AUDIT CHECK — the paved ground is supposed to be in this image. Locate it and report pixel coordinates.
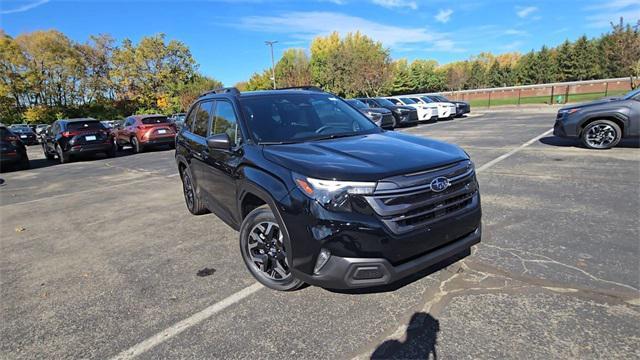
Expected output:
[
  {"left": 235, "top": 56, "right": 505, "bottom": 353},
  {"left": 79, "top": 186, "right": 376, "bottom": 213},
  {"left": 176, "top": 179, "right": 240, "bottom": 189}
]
[{"left": 1, "top": 110, "right": 638, "bottom": 359}]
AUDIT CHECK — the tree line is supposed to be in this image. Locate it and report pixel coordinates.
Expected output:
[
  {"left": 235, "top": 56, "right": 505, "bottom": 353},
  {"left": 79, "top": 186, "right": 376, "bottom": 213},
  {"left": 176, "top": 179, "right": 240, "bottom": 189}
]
[
  {"left": 1, "top": 19, "right": 638, "bottom": 124},
  {"left": 240, "top": 18, "right": 640, "bottom": 97},
  {"left": 0, "top": 30, "right": 221, "bottom": 124}
]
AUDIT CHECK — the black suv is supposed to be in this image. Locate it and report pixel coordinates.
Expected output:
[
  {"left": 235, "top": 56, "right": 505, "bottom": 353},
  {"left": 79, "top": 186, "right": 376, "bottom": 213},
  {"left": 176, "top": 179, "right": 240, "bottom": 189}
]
[
  {"left": 0, "top": 126, "right": 30, "bottom": 171},
  {"left": 554, "top": 89, "right": 640, "bottom": 149},
  {"left": 358, "top": 98, "right": 419, "bottom": 127},
  {"left": 176, "top": 87, "right": 481, "bottom": 291},
  {"left": 42, "top": 118, "right": 116, "bottom": 163}
]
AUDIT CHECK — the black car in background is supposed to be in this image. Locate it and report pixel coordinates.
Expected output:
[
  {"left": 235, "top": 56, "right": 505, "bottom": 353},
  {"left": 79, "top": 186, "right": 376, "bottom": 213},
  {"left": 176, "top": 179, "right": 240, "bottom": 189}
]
[
  {"left": 554, "top": 89, "right": 640, "bottom": 149},
  {"left": 428, "top": 95, "right": 470, "bottom": 117},
  {"left": 169, "top": 113, "right": 187, "bottom": 130},
  {"left": 8, "top": 125, "right": 38, "bottom": 145},
  {"left": 358, "top": 97, "right": 419, "bottom": 127},
  {"left": 0, "top": 126, "right": 29, "bottom": 171},
  {"left": 42, "top": 118, "right": 116, "bottom": 163},
  {"left": 345, "top": 99, "right": 395, "bottom": 129}
]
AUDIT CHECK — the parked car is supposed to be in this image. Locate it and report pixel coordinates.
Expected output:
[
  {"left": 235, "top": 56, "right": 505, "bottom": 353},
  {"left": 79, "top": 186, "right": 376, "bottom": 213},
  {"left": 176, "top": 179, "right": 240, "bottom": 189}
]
[
  {"left": 35, "top": 124, "right": 48, "bottom": 136},
  {"left": 0, "top": 125, "right": 29, "bottom": 171},
  {"left": 554, "top": 88, "right": 640, "bottom": 149},
  {"left": 428, "top": 95, "right": 470, "bottom": 117},
  {"left": 8, "top": 125, "right": 38, "bottom": 145},
  {"left": 358, "top": 97, "right": 419, "bottom": 127},
  {"left": 345, "top": 99, "right": 395, "bottom": 129},
  {"left": 176, "top": 87, "right": 481, "bottom": 291},
  {"left": 386, "top": 97, "right": 438, "bottom": 122},
  {"left": 169, "top": 113, "right": 187, "bottom": 131},
  {"left": 41, "top": 118, "right": 116, "bottom": 163},
  {"left": 113, "top": 114, "right": 176, "bottom": 153},
  {"left": 410, "top": 96, "right": 456, "bottom": 120}
]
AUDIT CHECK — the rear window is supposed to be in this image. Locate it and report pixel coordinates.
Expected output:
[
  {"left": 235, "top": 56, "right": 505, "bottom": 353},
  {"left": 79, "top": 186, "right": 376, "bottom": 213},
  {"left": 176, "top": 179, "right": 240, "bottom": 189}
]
[
  {"left": 66, "top": 121, "right": 105, "bottom": 131},
  {"left": 142, "top": 116, "right": 170, "bottom": 125}
]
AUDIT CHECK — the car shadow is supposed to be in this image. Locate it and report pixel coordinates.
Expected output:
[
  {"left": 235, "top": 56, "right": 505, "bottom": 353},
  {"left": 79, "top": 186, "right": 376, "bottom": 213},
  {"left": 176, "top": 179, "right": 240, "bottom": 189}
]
[
  {"left": 539, "top": 136, "right": 640, "bottom": 149},
  {"left": 370, "top": 312, "right": 440, "bottom": 360},
  {"left": 324, "top": 249, "right": 469, "bottom": 295}
]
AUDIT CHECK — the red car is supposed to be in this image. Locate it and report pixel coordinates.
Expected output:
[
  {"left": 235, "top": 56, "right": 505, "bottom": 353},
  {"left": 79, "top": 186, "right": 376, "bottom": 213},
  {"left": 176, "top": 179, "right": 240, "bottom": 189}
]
[{"left": 114, "top": 115, "right": 176, "bottom": 153}]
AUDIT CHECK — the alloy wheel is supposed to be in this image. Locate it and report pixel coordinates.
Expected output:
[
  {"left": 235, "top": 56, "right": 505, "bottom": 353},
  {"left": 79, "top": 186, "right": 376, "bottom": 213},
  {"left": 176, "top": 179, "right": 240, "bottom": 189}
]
[
  {"left": 585, "top": 124, "right": 616, "bottom": 149},
  {"left": 182, "top": 171, "right": 195, "bottom": 211},
  {"left": 246, "top": 221, "right": 290, "bottom": 280}
]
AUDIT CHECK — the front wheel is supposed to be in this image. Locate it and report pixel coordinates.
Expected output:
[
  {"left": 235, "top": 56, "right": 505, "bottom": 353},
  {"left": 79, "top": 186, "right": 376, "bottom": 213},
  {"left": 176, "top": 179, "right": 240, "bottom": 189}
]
[
  {"left": 240, "top": 206, "right": 305, "bottom": 291},
  {"left": 581, "top": 120, "right": 621, "bottom": 150}
]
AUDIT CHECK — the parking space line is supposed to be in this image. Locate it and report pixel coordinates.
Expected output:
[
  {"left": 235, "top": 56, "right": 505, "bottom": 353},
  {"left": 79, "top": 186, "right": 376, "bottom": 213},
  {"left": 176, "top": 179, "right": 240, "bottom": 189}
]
[
  {"left": 109, "top": 283, "right": 264, "bottom": 360},
  {"left": 475, "top": 128, "right": 553, "bottom": 173}
]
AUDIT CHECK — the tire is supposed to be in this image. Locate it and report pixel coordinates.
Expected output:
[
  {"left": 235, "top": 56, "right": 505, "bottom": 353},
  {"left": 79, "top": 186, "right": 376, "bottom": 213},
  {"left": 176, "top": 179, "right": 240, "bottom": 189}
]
[
  {"left": 131, "top": 136, "right": 143, "bottom": 153},
  {"left": 114, "top": 139, "right": 123, "bottom": 151},
  {"left": 106, "top": 141, "right": 117, "bottom": 158},
  {"left": 239, "top": 205, "right": 305, "bottom": 291},
  {"left": 180, "top": 166, "right": 208, "bottom": 215},
  {"left": 18, "top": 153, "right": 30, "bottom": 170},
  {"left": 56, "top": 144, "right": 70, "bottom": 164},
  {"left": 581, "top": 120, "right": 622, "bottom": 150},
  {"left": 43, "top": 144, "right": 55, "bottom": 160}
]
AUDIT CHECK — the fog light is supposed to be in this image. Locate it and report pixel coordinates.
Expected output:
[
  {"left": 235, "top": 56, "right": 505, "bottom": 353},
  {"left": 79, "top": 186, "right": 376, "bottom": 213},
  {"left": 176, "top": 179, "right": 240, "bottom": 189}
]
[{"left": 314, "top": 249, "right": 331, "bottom": 274}]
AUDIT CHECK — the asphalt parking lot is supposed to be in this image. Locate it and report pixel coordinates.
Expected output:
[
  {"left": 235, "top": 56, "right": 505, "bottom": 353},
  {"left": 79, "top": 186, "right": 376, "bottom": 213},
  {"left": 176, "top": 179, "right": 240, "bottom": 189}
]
[{"left": 1, "top": 109, "right": 639, "bottom": 359}]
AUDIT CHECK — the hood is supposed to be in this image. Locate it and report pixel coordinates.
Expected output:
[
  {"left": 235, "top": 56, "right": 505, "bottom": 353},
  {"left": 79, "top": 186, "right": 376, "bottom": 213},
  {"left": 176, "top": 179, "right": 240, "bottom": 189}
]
[
  {"left": 560, "top": 97, "right": 619, "bottom": 111},
  {"left": 451, "top": 101, "right": 468, "bottom": 106},
  {"left": 262, "top": 131, "right": 468, "bottom": 181}
]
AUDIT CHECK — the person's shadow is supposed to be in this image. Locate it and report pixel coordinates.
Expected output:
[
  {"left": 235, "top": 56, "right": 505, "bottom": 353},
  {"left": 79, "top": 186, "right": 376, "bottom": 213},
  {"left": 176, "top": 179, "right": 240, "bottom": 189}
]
[{"left": 371, "top": 312, "right": 440, "bottom": 360}]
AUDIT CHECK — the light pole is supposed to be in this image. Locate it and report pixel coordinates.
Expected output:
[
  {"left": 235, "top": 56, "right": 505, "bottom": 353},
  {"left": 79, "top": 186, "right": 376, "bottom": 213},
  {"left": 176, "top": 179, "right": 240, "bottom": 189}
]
[{"left": 265, "top": 40, "right": 278, "bottom": 89}]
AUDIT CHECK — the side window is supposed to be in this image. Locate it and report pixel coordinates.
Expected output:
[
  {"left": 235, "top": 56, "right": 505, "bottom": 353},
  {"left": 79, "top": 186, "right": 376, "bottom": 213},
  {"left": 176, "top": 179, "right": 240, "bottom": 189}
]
[
  {"left": 185, "top": 104, "right": 199, "bottom": 131},
  {"left": 211, "top": 101, "right": 238, "bottom": 143},
  {"left": 388, "top": 98, "right": 401, "bottom": 105},
  {"left": 193, "top": 101, "right": 213, "bottom": 137}
]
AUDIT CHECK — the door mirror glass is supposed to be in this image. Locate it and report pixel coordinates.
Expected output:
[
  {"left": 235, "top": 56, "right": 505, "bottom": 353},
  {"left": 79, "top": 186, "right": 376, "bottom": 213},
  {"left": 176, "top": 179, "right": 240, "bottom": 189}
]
[{"left": 207, "top": 133, "right": 232, "bottom": 150}]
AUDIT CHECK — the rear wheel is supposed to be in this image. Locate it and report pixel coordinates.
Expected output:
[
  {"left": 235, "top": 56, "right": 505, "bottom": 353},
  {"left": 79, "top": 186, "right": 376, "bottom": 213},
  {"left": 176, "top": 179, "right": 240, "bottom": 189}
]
[
  {"left": 180, "top": 166, "right": 208, "bottom": 215},
  {"left": 17, "top": 153, "right": 30, "bottom": 170},
  {"left": 43, "top": 144, "right": 55, "bottom": 160},
  {"left": 581, "top": 120, "right": 621, "bottom": 150},
  {"left": 56, "top": 144, "right": 70, "bottom": 164},
  {"left": 131, "top": 136, "right": 143, "bottom": 153},
  {"left": 240, "top": 206, "right": 305, "bottom": 291},
  {"left": 106, "top": 141, "right": 117, "bottom": 158}
]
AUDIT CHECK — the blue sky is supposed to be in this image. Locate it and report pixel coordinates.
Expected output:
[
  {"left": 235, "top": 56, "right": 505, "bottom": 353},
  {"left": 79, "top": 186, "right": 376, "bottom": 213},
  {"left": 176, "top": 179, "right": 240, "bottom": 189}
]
[{"left": 1, "top": 0, "right": 638, "bottom": 85}]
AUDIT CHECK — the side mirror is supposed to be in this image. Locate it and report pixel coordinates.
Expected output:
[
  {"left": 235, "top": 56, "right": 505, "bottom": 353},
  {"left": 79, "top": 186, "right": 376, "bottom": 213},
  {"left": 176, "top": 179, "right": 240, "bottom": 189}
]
[{"left": 207, "top": 133, "right": 232, "bottom": 150}]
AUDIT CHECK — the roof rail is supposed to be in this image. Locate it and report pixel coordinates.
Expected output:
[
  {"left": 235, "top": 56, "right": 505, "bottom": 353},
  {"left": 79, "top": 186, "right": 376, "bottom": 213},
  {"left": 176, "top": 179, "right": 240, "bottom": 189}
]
[
  {"left": 199, "top": 87, "right": 240, "bottom": 98},
  {"left": 277, "top": 86, "right": 324, "bottom": 92}
]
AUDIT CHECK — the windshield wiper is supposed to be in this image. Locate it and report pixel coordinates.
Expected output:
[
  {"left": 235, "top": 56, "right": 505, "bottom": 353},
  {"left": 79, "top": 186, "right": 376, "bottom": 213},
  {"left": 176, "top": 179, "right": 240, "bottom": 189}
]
[
  {"left": 259, "top": 140, "right": 301, "bottom": 145},
  {"left": 309, "top": 133, "right": 359, "bottom": 141}
]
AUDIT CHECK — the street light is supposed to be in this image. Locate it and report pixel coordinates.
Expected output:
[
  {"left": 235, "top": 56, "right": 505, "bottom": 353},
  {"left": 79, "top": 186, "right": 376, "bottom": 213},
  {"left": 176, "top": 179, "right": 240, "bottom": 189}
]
[{"left": 265, "top": 40, "right": 278, "bottom": 89}]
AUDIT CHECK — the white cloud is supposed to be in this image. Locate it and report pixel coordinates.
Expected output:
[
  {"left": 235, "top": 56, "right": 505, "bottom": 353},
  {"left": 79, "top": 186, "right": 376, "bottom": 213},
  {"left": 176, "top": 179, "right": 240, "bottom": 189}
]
[
  {"left": 236, "top": 11, "right": 456, "bottom": 49},
  {"left": 499, "top": 40, "right": 524, "bottom": 51},
  {"left": 435, "top": 9, "right": 453, "bottom": 23},
  {"left": 371, "top": 0, "right": 418, "bottom": 10},
  {"left": 583, "top": 0, "right": 640, "bottom": 27},
  {"left": 0, "top": 0, "right": 49, "bottom": 14},
  {"left": 516, "top": 6, "right": 538, "bottom": 18},
  {"left": 504, "top": 29, "right": 528, "bottom": 36}
]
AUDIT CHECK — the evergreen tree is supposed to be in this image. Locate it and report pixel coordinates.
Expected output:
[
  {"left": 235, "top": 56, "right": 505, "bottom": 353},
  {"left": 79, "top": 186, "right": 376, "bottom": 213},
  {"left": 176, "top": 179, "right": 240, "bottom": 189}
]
[{"left": 465, "top": 61, "right": 486, "bottom": 89}]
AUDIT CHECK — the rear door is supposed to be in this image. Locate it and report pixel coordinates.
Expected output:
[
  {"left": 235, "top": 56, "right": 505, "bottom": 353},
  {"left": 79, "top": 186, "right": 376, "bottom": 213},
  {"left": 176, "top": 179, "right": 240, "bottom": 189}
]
[
  {"left": 182, "top": 101, "right": 214, "bottom": 192},
  {"left": 200, "top": 100, "right": 242, "bottom": 223}
]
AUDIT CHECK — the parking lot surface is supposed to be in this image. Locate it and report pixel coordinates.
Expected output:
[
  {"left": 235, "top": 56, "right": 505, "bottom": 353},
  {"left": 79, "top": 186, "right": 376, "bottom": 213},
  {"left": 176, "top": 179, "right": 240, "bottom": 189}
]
[{"left": 1, "top": 109, "right": 638, "bottom": 359}]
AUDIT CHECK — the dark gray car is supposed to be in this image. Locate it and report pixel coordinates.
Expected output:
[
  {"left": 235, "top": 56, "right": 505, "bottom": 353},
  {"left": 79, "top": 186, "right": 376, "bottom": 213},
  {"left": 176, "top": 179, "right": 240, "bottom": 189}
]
[
  {"left": 345, "top": 99, "right": 395, "bottom": 129},
  {"left": 554, "top": 89, "right": 640, "bottom": 149}
]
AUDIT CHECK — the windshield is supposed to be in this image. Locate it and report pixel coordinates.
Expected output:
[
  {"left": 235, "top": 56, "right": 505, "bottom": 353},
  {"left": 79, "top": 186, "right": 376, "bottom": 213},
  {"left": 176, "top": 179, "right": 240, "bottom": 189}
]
[
  {"left": 623, "top": 89, "right": 640, "bottom": 100},
  {"left": 10, "top": 127, "right": 32, "bottom": 133},
  {"left": 240, "top": 93, "right": 379, "bottom": 143},
  {"left": 346, "top": 99, "right": 368, "bottom": 109},
  {"left": 142, "top": 116, "right": 169, "bottom": 125},
  {"left": 400, "top": 98, "right": 417, "bottom": 104},
  {"left": 66, "top": 121, "right": 105, "bottom": 131},
  {"left": 420, "top": 97, "right": 434, "bottom": 103},
  {"left": 434, "top": 96, "right": 449, "bottom": 102},
  {"left": 374, "top": 98, "right": 396, "bottom": 107}
]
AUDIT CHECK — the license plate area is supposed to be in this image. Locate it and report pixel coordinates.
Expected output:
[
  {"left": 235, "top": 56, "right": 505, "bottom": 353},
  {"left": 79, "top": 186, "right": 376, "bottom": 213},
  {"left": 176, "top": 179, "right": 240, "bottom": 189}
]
[
  {"left": 85, "top": 135, "right": 97, "bottom": 141},
  {"left": 158, "top": 129, "right": 167, "bottom": 134}
]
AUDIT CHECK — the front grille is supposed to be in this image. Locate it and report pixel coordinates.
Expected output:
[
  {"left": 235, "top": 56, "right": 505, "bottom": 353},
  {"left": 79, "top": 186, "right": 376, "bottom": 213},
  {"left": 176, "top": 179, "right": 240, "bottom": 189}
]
[
  {"left": 365, "top": 160, "right": 478, "bottom": 234},
  {"left": 382, "top": 113, "right": 394, "bottom": 125},
  {"left": 409, "top": 111, "right": 419, "bottom": 121}
]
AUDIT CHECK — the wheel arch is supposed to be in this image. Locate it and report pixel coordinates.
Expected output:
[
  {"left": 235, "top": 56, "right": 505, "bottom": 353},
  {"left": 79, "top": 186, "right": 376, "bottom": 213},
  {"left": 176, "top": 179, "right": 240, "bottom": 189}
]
[{"left": 578, "top": 113, "right": 628, "bottom": 137}]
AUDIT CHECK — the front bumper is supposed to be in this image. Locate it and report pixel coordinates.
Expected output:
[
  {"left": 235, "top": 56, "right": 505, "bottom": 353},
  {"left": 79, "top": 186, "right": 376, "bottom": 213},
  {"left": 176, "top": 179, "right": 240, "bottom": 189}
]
[
  {"left": 553, "top": 114, "right": 579, "bottom": 138},
  {"left": 297, "top": 227, "right": 480, "bottom": 289}
]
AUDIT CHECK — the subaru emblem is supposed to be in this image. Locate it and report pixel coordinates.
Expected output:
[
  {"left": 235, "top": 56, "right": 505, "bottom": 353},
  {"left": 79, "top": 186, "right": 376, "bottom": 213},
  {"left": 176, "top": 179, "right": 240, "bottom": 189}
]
[{"left": 430, "top": 177, "right": 450, "bottom": 192}]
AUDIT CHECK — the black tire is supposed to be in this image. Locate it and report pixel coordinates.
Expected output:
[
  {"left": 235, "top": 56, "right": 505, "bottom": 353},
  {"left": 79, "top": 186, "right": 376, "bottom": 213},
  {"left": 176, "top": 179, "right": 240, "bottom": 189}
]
[
  {"left": 180, "top": 166, "right": 208, "bottom": 215},
  {"left": 131, "top": 136, "right": 143, "bottom": 153},
  {"left": 239, "top": 205, "right": 305, "bottom": 291},
  {"left": 581, "top": 120, "right": 622, "bottom": 150},
  {"left": 43, "top": 144, "right": 55, "bottom": 160},
  {"left": 18, "top": 153, "right": 30, "bottom": 170},
  {"left": 106, "top": 141, "right": 117, "bottom": 158},
  {"left": 114, "top": 139, "right": 123, "bottom": 151},
  {"left": 56, "top": 144, "right": 70, "bottom": 164}
]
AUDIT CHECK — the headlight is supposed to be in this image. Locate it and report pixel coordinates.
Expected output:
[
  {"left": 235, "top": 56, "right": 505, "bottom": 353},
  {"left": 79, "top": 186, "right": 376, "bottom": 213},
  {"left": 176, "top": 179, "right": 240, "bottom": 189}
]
[{"left": 293, "top": 173, "right": 376, "bottom": 211}]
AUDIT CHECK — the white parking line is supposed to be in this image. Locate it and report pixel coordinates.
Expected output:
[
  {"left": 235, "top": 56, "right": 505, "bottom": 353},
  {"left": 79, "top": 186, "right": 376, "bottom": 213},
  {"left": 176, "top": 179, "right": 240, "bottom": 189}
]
[
  {"left": 106, "top": 128, "right": 555, "bottom": 359},
  {"left": 475, "top": 128, "right": 553, "bottom": 173},
  {"left": 109, "top": 283, "right": 263, "bottom": 360}
]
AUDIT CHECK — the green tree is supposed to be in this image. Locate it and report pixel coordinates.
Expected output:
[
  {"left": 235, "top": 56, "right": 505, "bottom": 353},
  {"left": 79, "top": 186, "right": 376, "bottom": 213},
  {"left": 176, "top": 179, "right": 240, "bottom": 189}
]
[
  {"left": 310, "top": 32, "right": 341, "bottom": 92},
  {"left": 599, "top": 18, "right": 640, "bottom": 78},
  {"left": 390, "top": 59, "right": 413, "bottom": 95},
  {"left": 515, "top": 51, "right": 537, "bottom": 85},
  {"left": 275, "top": 48, "right": 311, "bottom": 88},
  {"left": 245, "top": 69, "right": 273, "bottom": 91},
  {"left": 410, "top": 59, "right": 446, "bottom": 93},
  {"left": 465, "top": 61, "right": 486, "bottom": 89}
]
